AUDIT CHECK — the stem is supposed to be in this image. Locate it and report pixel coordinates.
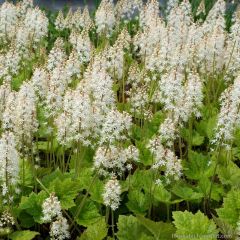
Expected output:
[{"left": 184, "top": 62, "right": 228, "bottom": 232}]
[
  {"left": 122, "top": 67, "right": 125, "bottom": 106},
  {"left": 186, "top": 201, "right": 190, "bottom": 211},
  {"left": 178, "top": 137, "right": 183, "bottom": 159},
  {"left": 207, "top": 143, "right": 222, "bottom": 210},
  {"left": 70, "top": 173, "right": 98, "bottom": 229},
  {"left": 62, "top": 146, "right": 65, "bottom": 172},
  {"left": 64, "top": 147, "right": 74, "bottom": 172},
  {"left": 111, "top": 209, "right": 115, "bottom": 239},
  {"left": 62, "top": 209, "right": 81, "bottom": 235},
  {"left": 105, "top": 207, "right": 110, "bottom": 224},
  {"left": 166, "top": 204, "right": 170, "bottom": 222},
  {"left": 47, "top": 135, "right": 50, "bottom": 167},
  {"left": 36, "top": 178, "right": 50, "bottom": 194},
  {"left": 176, "top": 203, "right": 179, "bottom": 211},
  {"left": 188, "top": 116, "right": 193, "bottom": 158},
  {"left": 147, "top": 167, "right": 155, "bottom": 218},
  {"left": 22, "top": 158, "right": 25, "bottom": 190},
  {"left": 203, "top": 198, "right": 207, "bottom": 215},
  {"left": 75, "top": 142, "right": 87, "bottom": 177},
  {"left": 50, "top": 131, "right": 54, "bottom": 167}
]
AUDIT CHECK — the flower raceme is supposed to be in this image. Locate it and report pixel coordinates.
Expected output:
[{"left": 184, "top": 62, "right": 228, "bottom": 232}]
[
  {"left": 0, "top": 131, "right": 19, "bottom": 199},
  {"left": 42, "top": 193, "right": 62, "bottom": 223},
  {"left": 94, "top": 145, "right": 139, "bottom": 177},
  {"left": 95, "top": 0, "right": 115, "bottom": 36},
  {"left": 214, "top": 75, "right": 240, "bottom": 147},
  {"left": 103, "top": 178, "right": 121, "bottom": 211}
]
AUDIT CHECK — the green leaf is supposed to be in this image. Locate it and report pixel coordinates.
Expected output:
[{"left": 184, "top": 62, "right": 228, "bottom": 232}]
[
  {"left": 196, "top": 176, "right": 223, "bottom": 201},
  {"left": 89, "top": 179, "right": 104, "bottom": 203},
  {"left": 132, "top": 111, "right": 165, "bottom": 142},
  {"left": 72, "top": 199, "right": 101, "bottom": 227},
  {"left": 19, "top": 160, "right": 34, "bottom": 190},
  {"left": 136, "top": 141, "right": 153, "bottom": 166},
  {"left": 136, "top": 215, "right": 176, "bottom": 240},
  {"left": 171, "top": 184, "right": 203, "bottom": 201},
  {"left": 36, "top": 167, "right": 52, "bottom": 179},
  {"left": 212, "top": 216, "right": 236, "bottom": 238},
  {"left": 180, "top": 129, "right": 204, "bottom": 146},
  {"left": 173, "top": 211, "right": 218, "bottom": 240},
  {"left": 218, "top": 161, "right": 240, "bottom": 188},
  {"left": 148, "top": 111, "right": 165, "bottom": 134},
  {"left": 9, "top": 231, "right": 39, "bottom": 240},
  {"left": 233, "top": 128, "right": 240, "bottom": 147},
  {"left": 18, "top": 212, "right": 34, "bottom": 228},
  {"left": 128, "top": 169, "right": 152, "bottom": 192},
  {"left": 126, "top": 190, "right": 149, "bottom": 215},
  {"left": 117, "top": 215, "right": 152, "bottom": 240},
  {"left": 42, "top": 168, "right": 64, "bottom": 187},
  {"left": 216, "top": 189, "right": 240, "bottom": 228},
  {"left": 19, "top": 191, "right": 47, "bottom": 223},
  {"left": 79, "top": 217, "right": 107, "bottom": 240},
  {"left": 138, "top": 234, "right": 154, "bottom": 240},
  {"left": 196, "top": 116, "right": 217, "bottom": 139},
  {"left": 48, "top": 177, "right": 80, "bottom": 209},
  {"left": 77, "top": 168, "right": 94, "bottom": 191},
  {"left": 184, "top": 151, "right": 213, "bottom": 180},
  {"left": 192, "top": 132, "right": 205, "bottom": 146},
  {"left": 153, "top": 185, "right": 171, "bottom": 203}
]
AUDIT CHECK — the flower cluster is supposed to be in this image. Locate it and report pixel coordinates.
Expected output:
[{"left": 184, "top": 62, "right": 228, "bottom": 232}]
[
  {"left": 50, "top": 216, "right": 70, "bottom": 240},
  {"left": 11, "top": 82, "right": 38, "bottom": 146},
  {"left": 213, "top": 76, "right": 240, "bottom": 146},
  {"left": 0, "top": 132, "right": 19, "bottom": 199},
  {"left": 0, "top": 210, "right": 15, "bottom": 228},
  {"left": 99, "top": 109, "right": 132, "bottom": 145},
  {"left": 106, "top": 28, "right": 131, "bottom": 79},
  {"left": 103, "top": 177, "right": 121, "bottom": 210},
  {"left": 148, "top": 136, "right": 182, "bottom": 182},
  {"left": 42, "top": 193, "right": 62, "bottom": 223},
  {"left": 55, "top": 87, "right": 93, "bottom": 146},
  {"left": 42, "top": 193, "right": 70, "bottom": 240},
  {"left": 69, "top": 29, "right": 92, "bottom": 64},
  {"left": 95, "top": 0, "right": 115, "bottom": 35},
  {"left": 0, "top": 0, "right": 48, "bottom": 81},
  {"left": 94, "top": 145, "right": 139, "bottom": 177}
]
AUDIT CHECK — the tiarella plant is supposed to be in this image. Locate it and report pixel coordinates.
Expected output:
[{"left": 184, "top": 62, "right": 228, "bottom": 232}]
[{"left": 0, "top": 0, "right": 239, "bottom": 239}]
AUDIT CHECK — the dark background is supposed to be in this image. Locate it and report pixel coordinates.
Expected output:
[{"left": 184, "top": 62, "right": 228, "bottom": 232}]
[
  {"left": 0, "top": 0, "right": 96, "bottom": 10},
  {"left": 0, "top": 0, "right": 167, "bottom": 10},
  {"left": 0, "top": 0, "right": 236, "bottom": 11}
]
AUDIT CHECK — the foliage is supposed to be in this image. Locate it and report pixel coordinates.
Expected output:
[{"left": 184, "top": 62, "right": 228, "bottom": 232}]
[{"left": 173, "top": 211, "right": 218, "bottom": 240}]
